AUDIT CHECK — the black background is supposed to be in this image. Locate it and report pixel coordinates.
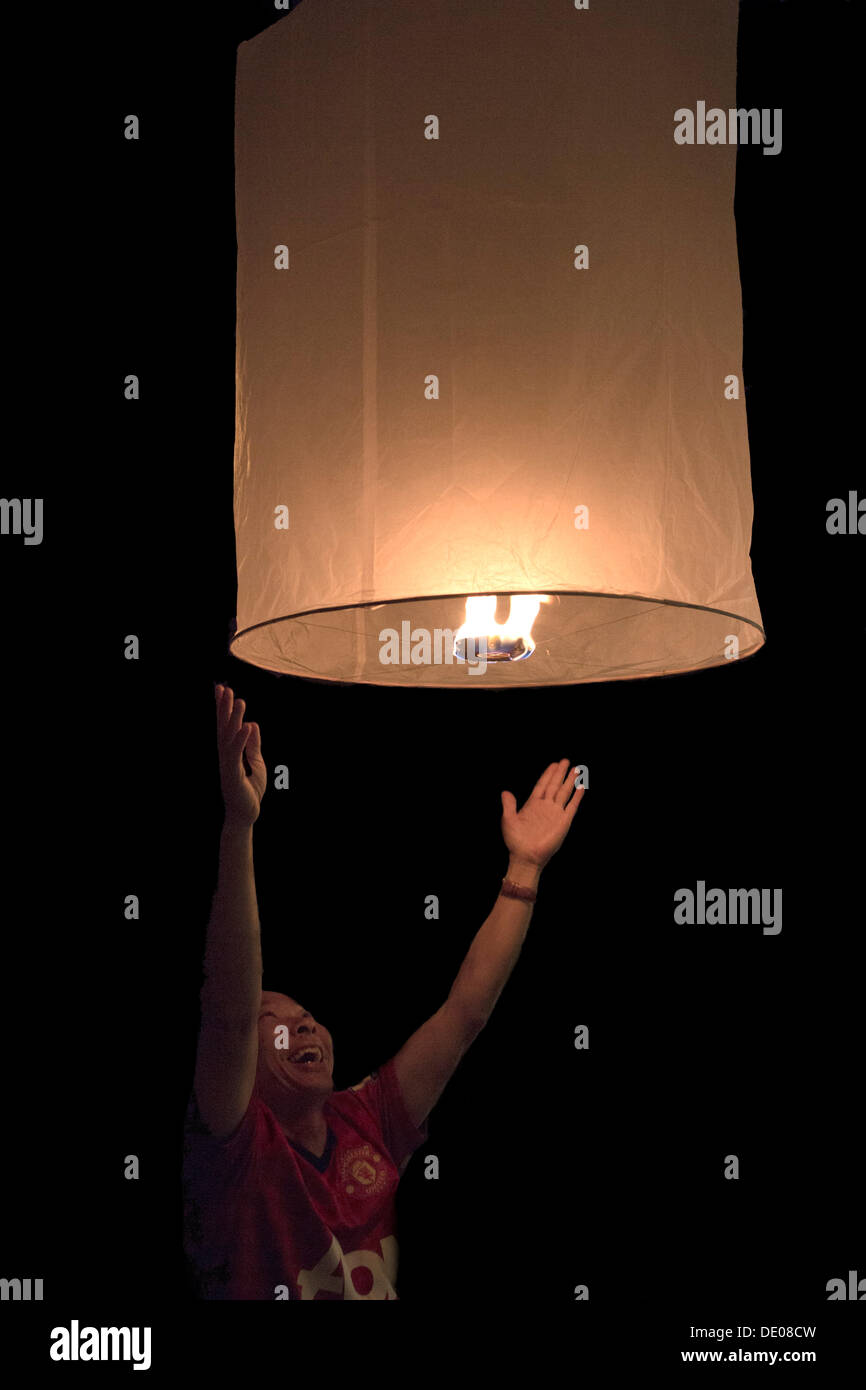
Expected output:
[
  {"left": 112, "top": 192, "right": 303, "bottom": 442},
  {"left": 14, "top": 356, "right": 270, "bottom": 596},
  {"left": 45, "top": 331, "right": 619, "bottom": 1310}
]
[{"left": 2, "top": 0, "right": 862, "bottom": 1373}]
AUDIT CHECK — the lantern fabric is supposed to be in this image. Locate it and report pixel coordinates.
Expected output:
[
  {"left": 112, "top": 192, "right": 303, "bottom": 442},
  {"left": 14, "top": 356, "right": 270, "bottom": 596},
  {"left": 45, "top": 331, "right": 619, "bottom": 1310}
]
[{"left": 231, "top": 0, "right": 765, "bottom": 687}]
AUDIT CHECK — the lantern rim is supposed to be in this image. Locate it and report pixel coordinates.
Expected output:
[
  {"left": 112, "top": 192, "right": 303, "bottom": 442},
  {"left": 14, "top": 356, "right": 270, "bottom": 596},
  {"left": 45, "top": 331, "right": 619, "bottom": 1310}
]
[{"left": 229, "top": 590, "right": 766, "bottom": 687}]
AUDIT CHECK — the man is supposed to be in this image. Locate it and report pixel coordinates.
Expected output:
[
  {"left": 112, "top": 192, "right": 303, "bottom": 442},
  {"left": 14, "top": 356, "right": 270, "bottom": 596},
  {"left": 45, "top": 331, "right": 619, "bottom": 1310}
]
[{"left": 183, "top": 684, "right": 584, "bottom": 1300}]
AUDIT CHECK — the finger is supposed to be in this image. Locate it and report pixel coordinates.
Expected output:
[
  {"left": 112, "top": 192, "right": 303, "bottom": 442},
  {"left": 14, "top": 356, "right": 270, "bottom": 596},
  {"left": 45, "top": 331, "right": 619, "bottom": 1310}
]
[
  {"left": 551, "top": 761, "right": 575, "bottom": 805},
  {"left": 542, "top": 758, "right": 570, "bottom": 801},
  {"left": 216, "top": 684, "right": 233, "bottom": 737},
  {"left": 228, "top": 696, "right": 245, "bottom": 741},
  {"left": 530, "top": 762, "right": 561, "bottom": 800},
  {"left": 245, "top": 721, "right": 263, "bottom": 762},
  {"left": 227, "top": 722, "right": 252, "bottom": 765},
  {"left": 501, "top": 789, "right": 517, "bottom": 819},
  {"left": 215, "top": 685, "right": 231, "bottom": 745},
  {"left": 565, "top": 785, "right": 586, "bottom": 818},
  {"left": 217, "top": 689, "right": 243, "bottom": 750}
]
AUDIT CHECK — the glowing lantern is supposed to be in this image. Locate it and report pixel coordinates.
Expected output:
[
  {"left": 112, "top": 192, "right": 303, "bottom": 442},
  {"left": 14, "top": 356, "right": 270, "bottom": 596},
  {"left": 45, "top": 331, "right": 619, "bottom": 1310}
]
[{"left": 230, "top": 0, "right": 764, "bottom": 687}]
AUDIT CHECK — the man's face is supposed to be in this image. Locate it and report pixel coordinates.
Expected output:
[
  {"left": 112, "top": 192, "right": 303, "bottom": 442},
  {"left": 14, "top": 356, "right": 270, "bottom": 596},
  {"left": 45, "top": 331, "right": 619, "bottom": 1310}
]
[{"left": 257, "top": 991, "right": 335, "bottom": 1096}]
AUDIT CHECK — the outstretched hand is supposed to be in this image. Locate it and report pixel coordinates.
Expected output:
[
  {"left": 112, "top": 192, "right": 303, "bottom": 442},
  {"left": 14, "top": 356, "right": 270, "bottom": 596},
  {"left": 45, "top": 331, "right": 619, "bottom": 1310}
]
[
  {"left": 501, "top": 759, "right": 585, "bottom": 868},
  {"left": 215, "top": 684, "right": 267, "bottom": 826}
]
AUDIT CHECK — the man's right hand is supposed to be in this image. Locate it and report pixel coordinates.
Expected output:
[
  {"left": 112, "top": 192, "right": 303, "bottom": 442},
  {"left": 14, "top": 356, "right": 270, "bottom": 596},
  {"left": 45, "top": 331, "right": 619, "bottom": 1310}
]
[{"left": 215, "top": 684, "right": 267, "bottom": 826}]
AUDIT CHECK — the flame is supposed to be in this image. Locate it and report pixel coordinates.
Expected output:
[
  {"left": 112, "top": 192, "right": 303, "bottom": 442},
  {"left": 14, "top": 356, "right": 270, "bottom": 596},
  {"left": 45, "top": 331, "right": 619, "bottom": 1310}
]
[{"left": 454, "top": 594, "right": 550, "bottom": 662}]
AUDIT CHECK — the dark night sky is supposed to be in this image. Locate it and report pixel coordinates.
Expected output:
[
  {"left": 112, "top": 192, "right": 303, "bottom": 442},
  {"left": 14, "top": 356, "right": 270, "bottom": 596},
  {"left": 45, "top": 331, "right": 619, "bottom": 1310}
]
[{"left": 1, "top": 0, "right": 861, "bottom": 1369}]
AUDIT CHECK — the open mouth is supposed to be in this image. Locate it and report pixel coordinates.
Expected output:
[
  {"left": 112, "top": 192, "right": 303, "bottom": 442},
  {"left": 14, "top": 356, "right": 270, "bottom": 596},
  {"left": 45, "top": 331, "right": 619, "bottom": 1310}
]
[{"left": 289, "top": 1045, "right": 324, "bottom": 1068}]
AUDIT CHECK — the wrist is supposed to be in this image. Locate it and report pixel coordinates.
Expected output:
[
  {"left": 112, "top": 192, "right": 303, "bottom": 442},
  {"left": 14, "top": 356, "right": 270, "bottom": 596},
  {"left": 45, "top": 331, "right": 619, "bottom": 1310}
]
[
  {"left": 506, "top": 855, "right": 544, "bottom": 889},
  {"left": 223, "top": 815, "right": 255, "bottom": 835}
]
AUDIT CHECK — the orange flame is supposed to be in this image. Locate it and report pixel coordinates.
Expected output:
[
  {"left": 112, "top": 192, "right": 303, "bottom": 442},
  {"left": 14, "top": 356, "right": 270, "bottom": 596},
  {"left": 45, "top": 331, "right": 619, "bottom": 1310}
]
[{"left": 454, "top": 594, "right": 550, "bottom": 662}]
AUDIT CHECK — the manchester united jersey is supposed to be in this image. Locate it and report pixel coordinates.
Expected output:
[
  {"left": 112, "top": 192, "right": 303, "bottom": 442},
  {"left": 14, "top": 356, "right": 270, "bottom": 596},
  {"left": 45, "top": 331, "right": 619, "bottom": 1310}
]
[{"left": 182, "top": 1059, "right": 428, "bottom": 1299}]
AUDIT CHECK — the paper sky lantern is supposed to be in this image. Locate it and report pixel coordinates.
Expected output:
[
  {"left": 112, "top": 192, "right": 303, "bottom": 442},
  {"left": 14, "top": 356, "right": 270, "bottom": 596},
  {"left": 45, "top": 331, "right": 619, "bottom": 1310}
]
[{"left": 230, "top": 0, "right": 765, "bottom": 687}]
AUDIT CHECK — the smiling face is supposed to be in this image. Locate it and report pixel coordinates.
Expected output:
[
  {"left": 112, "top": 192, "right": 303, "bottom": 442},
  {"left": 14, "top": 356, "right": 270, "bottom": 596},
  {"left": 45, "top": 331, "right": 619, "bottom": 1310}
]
[{"left": 256, "top": 991, "right": 335, "bottom": 1099}]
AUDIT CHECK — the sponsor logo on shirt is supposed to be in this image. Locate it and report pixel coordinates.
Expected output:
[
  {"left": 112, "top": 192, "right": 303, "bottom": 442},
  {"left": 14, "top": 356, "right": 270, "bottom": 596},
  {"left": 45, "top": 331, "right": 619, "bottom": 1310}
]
[{"left": 297, "top": 1233, "right": 399, "bottom": 1300}]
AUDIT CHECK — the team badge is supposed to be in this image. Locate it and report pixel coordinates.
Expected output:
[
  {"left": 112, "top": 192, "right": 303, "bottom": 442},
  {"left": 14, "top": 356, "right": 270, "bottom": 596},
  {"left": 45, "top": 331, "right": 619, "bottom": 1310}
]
[{"left": 339, "top": 1143, "right": 388, "bottom": 1197}]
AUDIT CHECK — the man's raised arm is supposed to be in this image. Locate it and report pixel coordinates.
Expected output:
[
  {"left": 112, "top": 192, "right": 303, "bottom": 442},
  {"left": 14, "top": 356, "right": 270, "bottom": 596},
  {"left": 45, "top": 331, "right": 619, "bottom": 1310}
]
[
  {"left": 448, "top": 760, "right": 585, "bottom": 1023},
  {"left": 392, "top": 761, "right": 585, "bottom": 1129},
  {"left": 193, "top": 686, "right": 268, "bottom": 1138}
]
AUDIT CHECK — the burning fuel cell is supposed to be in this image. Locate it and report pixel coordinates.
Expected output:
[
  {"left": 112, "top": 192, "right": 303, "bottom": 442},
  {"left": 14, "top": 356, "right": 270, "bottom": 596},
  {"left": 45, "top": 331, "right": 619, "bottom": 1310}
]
[{"left": 453, "top": 595, "right": 550, "bottom": 663}]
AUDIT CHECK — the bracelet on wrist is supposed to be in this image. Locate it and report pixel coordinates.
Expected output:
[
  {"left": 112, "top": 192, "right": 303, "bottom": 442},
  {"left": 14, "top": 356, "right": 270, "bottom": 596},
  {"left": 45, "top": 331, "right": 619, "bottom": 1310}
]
[{"left": 500, "top": 876, "right": 538, "bottom": 903}]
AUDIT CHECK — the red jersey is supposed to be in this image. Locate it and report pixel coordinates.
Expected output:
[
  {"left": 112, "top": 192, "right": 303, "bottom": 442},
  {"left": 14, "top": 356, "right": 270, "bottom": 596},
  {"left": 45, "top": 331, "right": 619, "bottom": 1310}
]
[{"left": 182, "top": 1059, "right": 428, "bottom": 1300}]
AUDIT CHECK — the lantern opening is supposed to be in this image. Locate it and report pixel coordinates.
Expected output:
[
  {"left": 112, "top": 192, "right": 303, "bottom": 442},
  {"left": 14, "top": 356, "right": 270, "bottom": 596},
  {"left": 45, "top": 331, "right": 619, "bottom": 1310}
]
[{"left": 453, "top": 595, "right": 550, "bottom": 663}]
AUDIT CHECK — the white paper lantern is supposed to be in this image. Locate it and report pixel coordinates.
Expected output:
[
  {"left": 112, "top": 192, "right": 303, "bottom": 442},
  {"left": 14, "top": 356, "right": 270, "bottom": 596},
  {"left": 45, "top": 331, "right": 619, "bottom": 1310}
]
[{"left": 231, "top": 0, "right": 765, "bottom": 687}]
